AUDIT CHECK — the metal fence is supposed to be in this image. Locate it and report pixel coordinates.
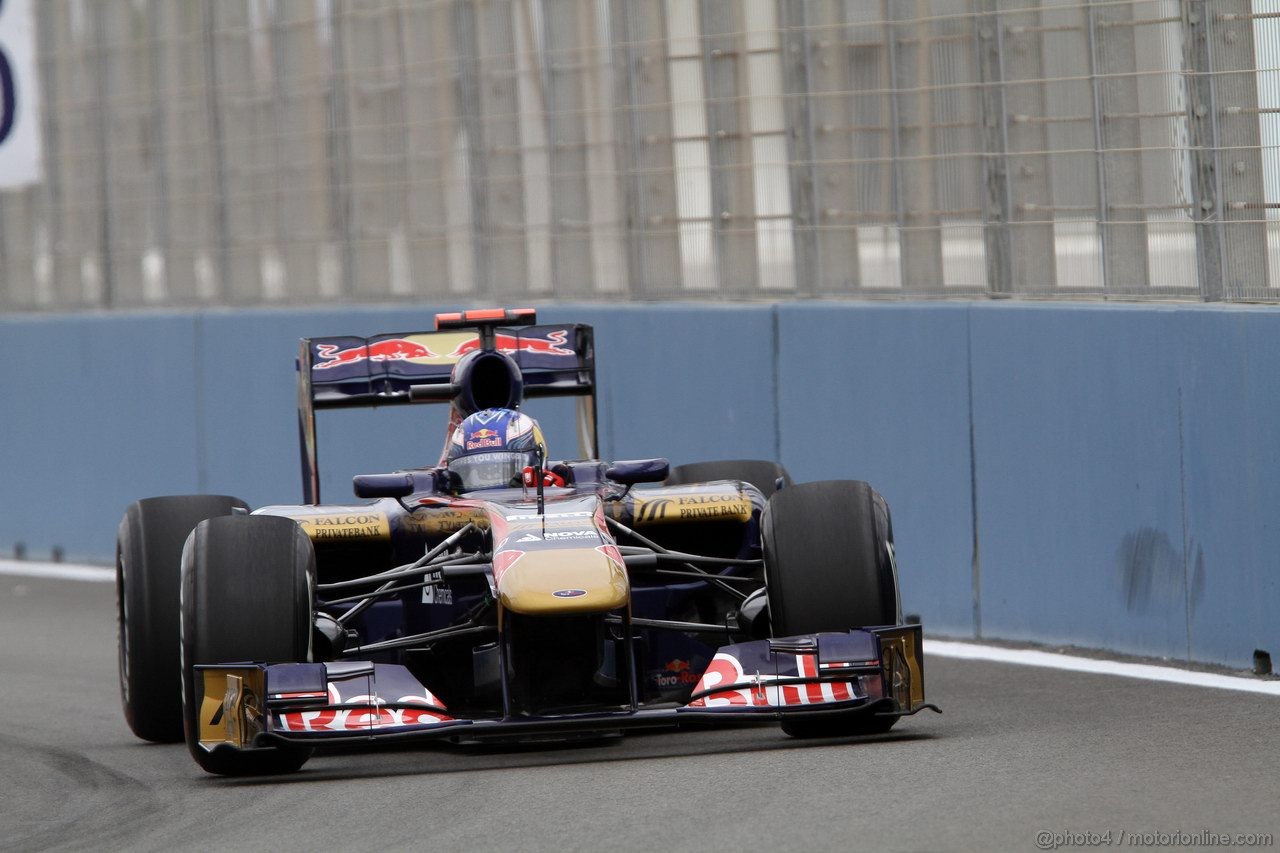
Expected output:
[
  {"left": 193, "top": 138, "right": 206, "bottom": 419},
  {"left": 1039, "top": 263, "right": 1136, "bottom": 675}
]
[{"left": 4, "top": 0, "right": 1280, "bottom": 309}]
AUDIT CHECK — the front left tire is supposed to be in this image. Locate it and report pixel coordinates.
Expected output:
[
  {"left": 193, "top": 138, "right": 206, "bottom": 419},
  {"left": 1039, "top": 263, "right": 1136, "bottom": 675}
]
[{"left": 180, "top": 514, "right": 315, "bottom": 775}]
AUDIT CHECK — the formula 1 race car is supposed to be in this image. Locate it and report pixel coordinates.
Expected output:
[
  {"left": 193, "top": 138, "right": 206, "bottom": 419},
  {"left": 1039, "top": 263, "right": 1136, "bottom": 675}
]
[{"left": 116, "top": 308, "right": 938, "bottom": 775}]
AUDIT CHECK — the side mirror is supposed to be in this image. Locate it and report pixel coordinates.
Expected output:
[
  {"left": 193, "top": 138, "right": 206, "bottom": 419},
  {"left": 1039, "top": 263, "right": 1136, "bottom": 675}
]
[
  {"left": 605, "top": 458, "right": 670, "bottom": 485},
  {"left": 736, "top": 587, "right": 770, "bottom": 639},
  {"left": 353, "top": 472, "right": 415, "bottom": 499}
]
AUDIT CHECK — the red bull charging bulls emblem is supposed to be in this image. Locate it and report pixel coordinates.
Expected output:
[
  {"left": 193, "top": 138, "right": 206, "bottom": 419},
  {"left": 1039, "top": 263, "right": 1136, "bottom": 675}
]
[
  {"left": 465, "top": 428, "right": 503, "bottom": 451},
  {"left": 313, "top": 338, "right": 439, "bottom": 369},
  {"left": 313, "top": 330, "right": 574, "bottom": 370},
  {"left": 450, "top": 330, "right": 574, "bottom": 358}
]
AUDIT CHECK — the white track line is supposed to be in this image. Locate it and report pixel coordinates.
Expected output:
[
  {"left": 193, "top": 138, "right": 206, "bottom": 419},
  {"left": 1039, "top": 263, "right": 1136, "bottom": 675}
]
[
  {"left": 0, "top": 559, "right": 114, "bottom": 583},
  {"left": 926, "top": 639, "right": 1280, "bottom": 696}
]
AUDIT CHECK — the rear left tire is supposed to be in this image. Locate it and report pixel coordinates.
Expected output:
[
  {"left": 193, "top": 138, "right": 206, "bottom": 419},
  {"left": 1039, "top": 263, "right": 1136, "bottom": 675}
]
[{"left": 116, "top": 495, "right": 247, "bottom": 743}]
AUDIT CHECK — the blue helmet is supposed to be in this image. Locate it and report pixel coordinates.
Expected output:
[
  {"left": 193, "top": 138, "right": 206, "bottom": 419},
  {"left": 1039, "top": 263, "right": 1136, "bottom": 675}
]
[{"left": 446, "top": 408, "right": 547, "bottom": 491}]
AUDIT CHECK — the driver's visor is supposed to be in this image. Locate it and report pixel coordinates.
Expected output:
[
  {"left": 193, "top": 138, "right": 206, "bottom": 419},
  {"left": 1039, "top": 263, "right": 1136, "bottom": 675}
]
[{"left": 448, "top": 450, "right": 538, "bottom": 491}]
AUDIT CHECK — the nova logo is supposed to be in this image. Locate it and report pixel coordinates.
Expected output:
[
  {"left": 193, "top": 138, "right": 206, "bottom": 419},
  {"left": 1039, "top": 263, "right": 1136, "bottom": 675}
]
[{"left": 544, "top": 530, "right": 595, "bottom": 539}]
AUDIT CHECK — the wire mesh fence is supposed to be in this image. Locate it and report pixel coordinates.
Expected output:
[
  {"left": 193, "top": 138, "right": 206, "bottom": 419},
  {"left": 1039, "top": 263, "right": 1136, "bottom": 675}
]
[{"left": 2, "top": 0, "right": 1280, "bottom": 310}]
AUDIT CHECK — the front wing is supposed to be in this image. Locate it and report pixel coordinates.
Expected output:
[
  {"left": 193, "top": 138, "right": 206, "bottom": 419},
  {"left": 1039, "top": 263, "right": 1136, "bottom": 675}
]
[{"left": 193, "top": 626, "right": 938, "bottom": 755}]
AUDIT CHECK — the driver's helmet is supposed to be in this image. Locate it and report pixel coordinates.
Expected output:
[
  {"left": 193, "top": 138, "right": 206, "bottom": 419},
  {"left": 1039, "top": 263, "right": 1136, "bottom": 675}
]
[{"left": 446, "top": 408, "right": 547, "bottom": 492}]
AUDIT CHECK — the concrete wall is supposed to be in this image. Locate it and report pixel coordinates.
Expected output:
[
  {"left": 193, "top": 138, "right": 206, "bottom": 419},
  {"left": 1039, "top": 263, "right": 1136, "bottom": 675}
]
[{"left": 1, "top": 301, "right": 1276, "bottom": 669}]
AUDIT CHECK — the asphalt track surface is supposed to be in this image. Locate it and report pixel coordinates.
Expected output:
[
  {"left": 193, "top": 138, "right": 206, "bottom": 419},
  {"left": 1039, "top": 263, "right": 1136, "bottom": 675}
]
[{"left": 3, "top": 574, "right": 1278, "bottom": 853}]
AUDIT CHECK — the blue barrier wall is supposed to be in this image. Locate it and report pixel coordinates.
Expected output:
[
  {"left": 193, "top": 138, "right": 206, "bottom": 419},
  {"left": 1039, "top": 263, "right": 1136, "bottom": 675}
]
[
  {"left": 970, "top": 305, "right": 1191, "bottom": 659},
  {"left": 776, "top": 303, "right": 976, "bottom": 637},
  {"left": 1, "top": 301, "right": 1276, "bottom": 669}
]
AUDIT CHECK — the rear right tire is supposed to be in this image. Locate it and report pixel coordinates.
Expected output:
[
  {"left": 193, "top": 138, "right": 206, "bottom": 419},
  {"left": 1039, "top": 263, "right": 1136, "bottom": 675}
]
[
  {"left": 180, "top": 514, "right": 315, "bottom": 775},
  {"left": 665, "top": 459, "right": 793, "bottom": 498}
]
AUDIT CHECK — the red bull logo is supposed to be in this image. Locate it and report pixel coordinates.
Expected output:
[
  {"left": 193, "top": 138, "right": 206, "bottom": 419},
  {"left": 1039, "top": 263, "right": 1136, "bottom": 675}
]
[
  {"left": 465, "top": 427, "right": 504, "bottom": 451},
  {"left": 314, "top": 338, "right": 440, "bottom": 370},
  {"left": 449, "top": 330, "right": 574, "bottom": 358},
  {"left": 665, "top": 659, "right": 691, "bottom": 673}
]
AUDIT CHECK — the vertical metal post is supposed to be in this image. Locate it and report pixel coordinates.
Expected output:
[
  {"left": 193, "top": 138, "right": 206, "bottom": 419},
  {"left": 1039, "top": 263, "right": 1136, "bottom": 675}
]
[
  {"left": 468, "top": 0, "right": 526, "bottom": 296},
  {"left": 35, "top": 0, "right": 62, "bottom": 305},
  {"left": 540, "top": 0, "right": 595, "bottom": 297},
  {"left": 975, "top": 0, "right": 1011, "bottom": 296},
  {"left": 698, "top": 0, "right": 761, "bottom": 294},
  {"left": 697, "top": 0, "right": 728, "bottom": 293},
  {"left": 1000, "top": 3, "right": 1058, "bottom": 293},
  {"left": 1185, "top": 0, "right": 1267, "bottom": 299},
  {"left": 269, "top": 0, "right": 290, "bottom": 296},
  {"left": 325, "top": 1, "right": 354, "bottom": 299},
  {"left": 147, "top": 0, "right": 171, "bottom": 302},
  {"left": 883, "top": 0, "right": 944, "bottom": 290},
  {"left": 394, "top": 1, "right": 417, "bottom": 297},
  {"left": 453, "top": 0, "right": 491, "bottom": 297},
  {"left": 201, "top": 0, "right": 229, "bottom": 302},
  {"left": 841, "top": 0, "right": 870, "bottom": 292},
  {"left": 1182, "top": 0, "right": 1223, "bottom": 300},
  {"left": 614, "top": 0, "right": 682, "bottom": 296},
  {"left": 1091, "top": 2, "right": 1152, "bottom": 294},
  {"left": 614, "top": 0, "right": 647, "bottom": 296},
  {"left": 93, "top": 1, "right": 116, "bottom": 307},
  {"left": 778, "top": 0, "right": 819, "bottom": 296},
  {"left": 538, "top": 0, "right": 560, "bottom": 293},
  {"left": 1084, "top": 1, "right": 1112, "bottom": 294},
  {"left": 883, "top": 0, "right": 907, "bottom": 288}
]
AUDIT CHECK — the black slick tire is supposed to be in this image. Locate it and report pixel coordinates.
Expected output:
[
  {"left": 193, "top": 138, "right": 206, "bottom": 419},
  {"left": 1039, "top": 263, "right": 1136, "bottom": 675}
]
[
  {"left": 116, "top": 495, "right": 247, "bottom": 743},
  {"left": 180, "top": 514, "right": 315, "bottom": 776},
  {"left": 761, "top": 480, "right": 900, "bottom": 737}
]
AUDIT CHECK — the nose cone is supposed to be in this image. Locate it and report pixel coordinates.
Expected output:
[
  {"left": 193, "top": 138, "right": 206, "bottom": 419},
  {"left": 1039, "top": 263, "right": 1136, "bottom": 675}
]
[{"left": 498, "top": 547, "right": 629, "bottom": 615}]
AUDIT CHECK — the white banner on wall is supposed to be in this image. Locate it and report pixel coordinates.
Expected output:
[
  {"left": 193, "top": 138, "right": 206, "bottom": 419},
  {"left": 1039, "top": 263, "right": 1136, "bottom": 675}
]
[{"left": 0, "top": 0, "right": 41, "bottom": 188}]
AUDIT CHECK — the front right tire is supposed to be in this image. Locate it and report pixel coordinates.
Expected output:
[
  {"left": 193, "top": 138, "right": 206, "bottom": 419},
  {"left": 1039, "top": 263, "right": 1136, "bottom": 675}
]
[{"left": 761, "top": 480, "right": 901, "bottom": 737}]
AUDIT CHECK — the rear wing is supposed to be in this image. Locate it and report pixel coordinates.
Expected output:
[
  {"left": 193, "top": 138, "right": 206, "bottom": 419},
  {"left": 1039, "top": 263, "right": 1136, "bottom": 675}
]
[{"left": 297, "top": 311, "right": 597, "bottom": 504}]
